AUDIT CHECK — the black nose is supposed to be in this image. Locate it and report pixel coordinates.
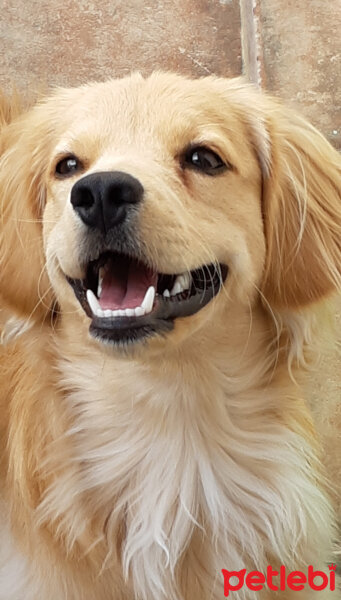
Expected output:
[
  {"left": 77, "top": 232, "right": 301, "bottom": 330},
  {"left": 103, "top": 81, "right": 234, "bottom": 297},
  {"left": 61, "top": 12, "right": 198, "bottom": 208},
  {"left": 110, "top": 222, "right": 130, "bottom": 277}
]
[{"left": 70, "top": 171, "right": 144, "bottom": 233}]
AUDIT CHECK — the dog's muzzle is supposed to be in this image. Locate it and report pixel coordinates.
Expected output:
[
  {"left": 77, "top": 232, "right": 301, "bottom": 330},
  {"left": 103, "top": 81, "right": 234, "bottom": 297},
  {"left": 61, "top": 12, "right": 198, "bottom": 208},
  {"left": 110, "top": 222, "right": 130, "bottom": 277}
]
[{"left": 67, "top": 171, "right": 229, "bottom": 346}]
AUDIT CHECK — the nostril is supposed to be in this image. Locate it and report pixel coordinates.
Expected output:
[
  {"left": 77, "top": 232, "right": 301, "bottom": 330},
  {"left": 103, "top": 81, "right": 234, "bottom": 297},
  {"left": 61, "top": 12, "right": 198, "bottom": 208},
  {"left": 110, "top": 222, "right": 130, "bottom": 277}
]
[
  {"left": 71, "top": 186, "right": 94, "bottom": 210},
  {"left": 70, "top": 171, "right": 144, "bottom": 233},
  {"left": 114, "top": 178, "right": 143, "bottom": 205}
]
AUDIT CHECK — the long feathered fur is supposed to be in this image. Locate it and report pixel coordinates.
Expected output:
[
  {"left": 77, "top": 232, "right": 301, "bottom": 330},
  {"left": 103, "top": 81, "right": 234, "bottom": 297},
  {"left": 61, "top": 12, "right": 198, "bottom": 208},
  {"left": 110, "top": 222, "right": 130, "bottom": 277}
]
[{"left": 0, "top": 73, "right": 340, "bottom": 599}]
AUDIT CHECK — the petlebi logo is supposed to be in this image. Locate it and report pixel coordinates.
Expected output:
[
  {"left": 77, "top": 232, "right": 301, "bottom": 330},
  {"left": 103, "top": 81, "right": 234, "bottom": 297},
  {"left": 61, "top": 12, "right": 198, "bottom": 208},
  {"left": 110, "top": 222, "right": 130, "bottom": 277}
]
[{"left": 221, "top": 564, "right": 337, "bottom": 596}]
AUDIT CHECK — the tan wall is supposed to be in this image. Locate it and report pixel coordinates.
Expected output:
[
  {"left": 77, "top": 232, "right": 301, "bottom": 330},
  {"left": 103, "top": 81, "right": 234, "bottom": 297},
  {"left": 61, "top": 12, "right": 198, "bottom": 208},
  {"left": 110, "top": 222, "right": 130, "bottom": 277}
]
[
  {"left": 0, "top": 0, "right": 241, "bottom": 89},
  {"left": 1, "top": 1, "right": 338, "bottom": 145},
  {"left": 258, "top": 0, "right": 340, "bottom": 149}
]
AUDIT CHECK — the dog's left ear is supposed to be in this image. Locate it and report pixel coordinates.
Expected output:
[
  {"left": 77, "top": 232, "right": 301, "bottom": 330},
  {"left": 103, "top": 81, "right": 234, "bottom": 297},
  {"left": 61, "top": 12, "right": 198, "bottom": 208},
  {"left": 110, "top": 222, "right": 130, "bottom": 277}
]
[
  {"left": 251, "top": 100, "right": 341, "bottom": 309},
  {"left": 0, "top": 103, "right": 55, "bottom": 322}
]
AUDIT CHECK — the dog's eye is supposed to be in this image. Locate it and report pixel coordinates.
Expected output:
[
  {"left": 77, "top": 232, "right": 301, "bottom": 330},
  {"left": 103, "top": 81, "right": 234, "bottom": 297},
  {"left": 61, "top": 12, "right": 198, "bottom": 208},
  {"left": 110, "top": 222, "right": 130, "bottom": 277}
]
[
  {"left": 55, "top": 155, "right": 83, "bottom": 177},
  {"left": 183, "top": 147, "right": 228, "bottom": 175}
]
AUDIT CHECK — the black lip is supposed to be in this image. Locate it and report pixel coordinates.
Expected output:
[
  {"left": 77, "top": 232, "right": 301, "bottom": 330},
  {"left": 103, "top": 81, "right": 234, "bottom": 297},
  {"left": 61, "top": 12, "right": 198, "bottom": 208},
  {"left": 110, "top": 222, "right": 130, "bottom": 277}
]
[{"left": 67, "top": 262, "right": 228, "bottom": 346}]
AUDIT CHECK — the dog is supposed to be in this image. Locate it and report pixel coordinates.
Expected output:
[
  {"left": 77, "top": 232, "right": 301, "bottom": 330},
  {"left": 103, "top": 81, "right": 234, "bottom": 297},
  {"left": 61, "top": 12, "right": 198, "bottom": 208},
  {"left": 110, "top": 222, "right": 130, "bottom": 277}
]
[{"left": 0, "top": 72, "right": 340, "bottom": 600}]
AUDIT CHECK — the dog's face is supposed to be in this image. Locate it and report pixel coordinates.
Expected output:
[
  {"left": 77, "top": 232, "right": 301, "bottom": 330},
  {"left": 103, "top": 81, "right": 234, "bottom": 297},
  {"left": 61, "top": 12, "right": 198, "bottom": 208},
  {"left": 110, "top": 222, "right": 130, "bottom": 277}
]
[
  {"left": 1, "top": 73, "right": 340, "bottom": 352},
  {"left": 43, "top": 74, "right": 265, "bottom": 348}
]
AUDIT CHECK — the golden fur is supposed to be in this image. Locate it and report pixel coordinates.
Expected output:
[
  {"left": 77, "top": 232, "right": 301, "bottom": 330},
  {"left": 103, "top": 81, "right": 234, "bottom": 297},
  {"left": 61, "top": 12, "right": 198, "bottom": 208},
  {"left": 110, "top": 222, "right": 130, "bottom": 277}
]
[{"left": 0, "top": 72, "right": 340, "bottom": 599}]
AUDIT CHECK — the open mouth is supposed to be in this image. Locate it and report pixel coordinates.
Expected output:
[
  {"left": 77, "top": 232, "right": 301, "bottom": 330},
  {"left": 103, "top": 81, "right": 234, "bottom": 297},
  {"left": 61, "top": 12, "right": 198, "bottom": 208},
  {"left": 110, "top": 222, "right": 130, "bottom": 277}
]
[{"left": 67, "top": 252, "right": 228, "bottom": 345}]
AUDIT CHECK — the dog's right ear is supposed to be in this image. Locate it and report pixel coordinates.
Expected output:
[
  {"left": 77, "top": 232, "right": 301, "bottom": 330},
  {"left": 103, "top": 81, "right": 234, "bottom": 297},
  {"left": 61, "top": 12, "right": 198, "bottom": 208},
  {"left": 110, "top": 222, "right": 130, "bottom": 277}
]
[{"left": 0, "top": 99, "right": 55, "bottom": 322}]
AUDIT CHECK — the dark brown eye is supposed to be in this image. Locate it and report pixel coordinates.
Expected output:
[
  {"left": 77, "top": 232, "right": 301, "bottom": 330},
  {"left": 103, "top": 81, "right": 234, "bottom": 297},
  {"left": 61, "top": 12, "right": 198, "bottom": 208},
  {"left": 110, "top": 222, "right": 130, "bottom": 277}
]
[
  {"left": 55, "top": 155, "right": 82, "bottom": 177},
  {"left": 183, "top": 146, "right": 228, "bottom": 175}
]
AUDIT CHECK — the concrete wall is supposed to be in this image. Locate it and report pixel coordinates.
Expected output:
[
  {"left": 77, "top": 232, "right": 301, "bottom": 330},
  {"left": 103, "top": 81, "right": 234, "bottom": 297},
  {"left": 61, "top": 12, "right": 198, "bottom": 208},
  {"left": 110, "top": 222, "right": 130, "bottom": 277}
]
[
  {"left": 0, "top": 0, "right": 241, "bottom": 88},
  {"left": 258, "top": 0, "right": 340, "bottom": 148},
  {"left": 1, "top": 1, "right": 339, "bottom": 148}
]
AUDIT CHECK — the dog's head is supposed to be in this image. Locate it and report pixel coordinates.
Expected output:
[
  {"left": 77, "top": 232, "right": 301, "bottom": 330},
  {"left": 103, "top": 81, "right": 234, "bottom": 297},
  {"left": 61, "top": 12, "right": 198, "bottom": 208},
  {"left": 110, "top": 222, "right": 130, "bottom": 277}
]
[{"left": 0, "top": 73, "right": 340, "bottom": 351}]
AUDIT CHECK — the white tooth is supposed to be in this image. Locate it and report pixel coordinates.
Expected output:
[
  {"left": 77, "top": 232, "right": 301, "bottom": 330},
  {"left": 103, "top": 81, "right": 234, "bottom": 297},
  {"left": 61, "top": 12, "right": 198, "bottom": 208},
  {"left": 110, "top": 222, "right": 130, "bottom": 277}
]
[
  {"left": 112, "top": 310, "right": 121, "bottom": 317},
  {"left": 104, "top": 309, "right": 112, "bottom": 318},
  {"left": 135, "top": 306, "right": 145, "bottom": 317},
  {"left": 178, "top": 275, "right": 186, "bottom": 289},
  {"left": 170, "top": 272, "right": 191, "bottom": 296},
  {"left": 177, "top": 273, "right": 191, "bottom": 291},
  {"left": 86, "top": 289, "right": 101, "bottom": 315},
  {"left": 174, "top": 282, "right": 182, "bottom": 295},
  {"left": 124, "top": 308, "right": 135, "bottom": 317},
  {"left": 182, "top": 272, "right": 191, "bottom": 290},
  {"left": 118, "top": 310, "right": 125, "bottom": 317},
  {"left": 96, "top": 308, "right": 105, "bottom": 318},
  {"left": 97, "top": 267, "right": 105, "bottom": 298},
  {"left": 141, "top": 286, "right": 155, "bottom": 314},
  {"left": 170, "top": 278, "right": 182, "bottom": 296},
  {"left": 163, "top": 289, "right": 170, "bottom": 298}
]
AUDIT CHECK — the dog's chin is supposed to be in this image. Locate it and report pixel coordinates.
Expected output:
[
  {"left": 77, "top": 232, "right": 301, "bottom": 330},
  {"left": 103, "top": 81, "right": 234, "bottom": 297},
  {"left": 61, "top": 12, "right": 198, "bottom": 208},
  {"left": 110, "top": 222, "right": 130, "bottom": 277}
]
[{"left": 65, "top": 251, "right": 228, "bottom": 348}]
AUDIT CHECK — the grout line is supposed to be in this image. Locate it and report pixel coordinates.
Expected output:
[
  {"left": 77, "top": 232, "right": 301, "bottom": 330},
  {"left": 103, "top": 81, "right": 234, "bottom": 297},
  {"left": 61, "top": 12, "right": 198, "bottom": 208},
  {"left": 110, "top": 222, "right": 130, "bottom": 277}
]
[{"left": 239, "top": 0, "right": 265, "bottom": 87}]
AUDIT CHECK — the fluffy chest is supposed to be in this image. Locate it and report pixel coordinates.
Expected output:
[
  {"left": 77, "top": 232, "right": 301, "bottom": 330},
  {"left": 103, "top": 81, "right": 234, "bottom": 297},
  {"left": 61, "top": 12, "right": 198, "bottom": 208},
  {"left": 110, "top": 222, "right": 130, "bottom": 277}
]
[{"left": 43, "top": 354, "right": 332, "bottom": 600}]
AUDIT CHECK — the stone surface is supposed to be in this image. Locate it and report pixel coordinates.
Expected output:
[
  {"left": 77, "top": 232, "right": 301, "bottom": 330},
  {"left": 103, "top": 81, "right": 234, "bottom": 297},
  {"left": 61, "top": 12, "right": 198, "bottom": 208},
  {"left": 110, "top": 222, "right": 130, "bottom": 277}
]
[
  {"left": 0, "top": 0, "right": 241, "bottom": 93},
  {"left": 258, "top": 0, "right": 341, "bottom": 149}
]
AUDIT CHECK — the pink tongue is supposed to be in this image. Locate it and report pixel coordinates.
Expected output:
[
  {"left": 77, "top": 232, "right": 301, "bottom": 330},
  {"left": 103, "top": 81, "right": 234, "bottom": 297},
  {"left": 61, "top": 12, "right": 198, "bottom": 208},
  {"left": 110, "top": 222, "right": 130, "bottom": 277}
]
[{"left": 99, "top": 257, "right": 157, "bottom": 310}]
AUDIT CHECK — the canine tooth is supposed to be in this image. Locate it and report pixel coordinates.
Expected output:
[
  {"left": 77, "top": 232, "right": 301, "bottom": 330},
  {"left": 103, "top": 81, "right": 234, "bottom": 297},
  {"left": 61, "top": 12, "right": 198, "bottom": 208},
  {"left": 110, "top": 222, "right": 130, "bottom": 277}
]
[
  {"left": 86, "top": 289, "right": 101, "bottom": 315},
  {"left": 135, "top": 306, "right": 145, "bottom": 317},
  {"left": 141, "top": 286, "right": 155, "bottom": 314},
  {"left": 96, "top": 308, "right": 105, "bottom": 318},
  {"left": 163, "top": 289, "right": 170, "bottom": 298}
]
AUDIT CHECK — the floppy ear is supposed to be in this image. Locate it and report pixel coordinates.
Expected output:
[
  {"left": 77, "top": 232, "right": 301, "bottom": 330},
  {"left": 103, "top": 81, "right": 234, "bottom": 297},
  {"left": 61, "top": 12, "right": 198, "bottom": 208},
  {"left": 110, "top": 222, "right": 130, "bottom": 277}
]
[
  {"left": 257, "top": 102, "right": 341, "bottom": 309},
  {"left": 0, "top": 102, "right": 55, "bottom": 322}
]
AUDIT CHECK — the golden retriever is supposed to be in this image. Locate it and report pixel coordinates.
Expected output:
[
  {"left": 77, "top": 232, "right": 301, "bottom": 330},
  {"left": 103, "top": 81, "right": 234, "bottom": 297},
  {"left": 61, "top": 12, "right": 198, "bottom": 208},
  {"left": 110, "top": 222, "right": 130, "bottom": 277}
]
[{"left": 0, "top": 73, "right": 340, "bottom": 600}]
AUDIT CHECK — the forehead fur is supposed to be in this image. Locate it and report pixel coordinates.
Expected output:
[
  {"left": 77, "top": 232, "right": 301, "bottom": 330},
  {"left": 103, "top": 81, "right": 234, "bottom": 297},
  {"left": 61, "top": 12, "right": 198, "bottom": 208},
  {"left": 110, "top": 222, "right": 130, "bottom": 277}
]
[{"left": 43, "top": 72, "right": 268, "bottom": 181}]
